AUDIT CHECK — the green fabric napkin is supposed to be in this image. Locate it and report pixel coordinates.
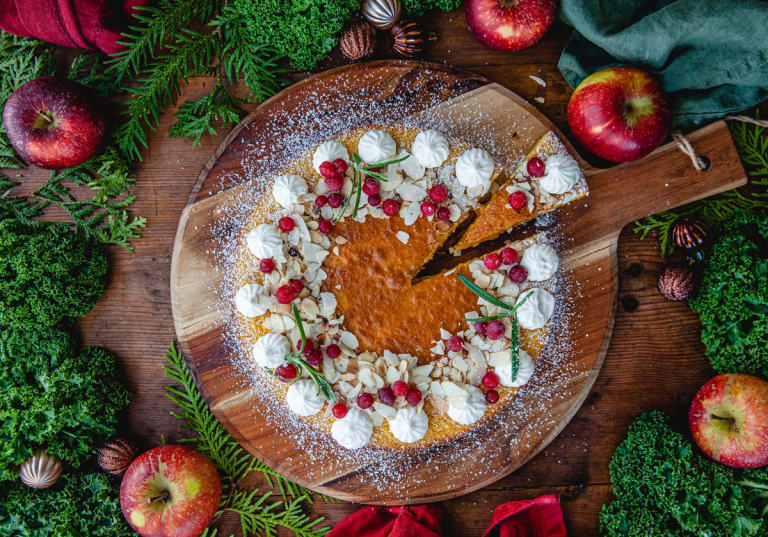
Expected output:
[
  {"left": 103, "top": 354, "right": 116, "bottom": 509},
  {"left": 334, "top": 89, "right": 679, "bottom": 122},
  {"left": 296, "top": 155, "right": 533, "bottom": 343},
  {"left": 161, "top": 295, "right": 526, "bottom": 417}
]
[{"left": 557, "top": 0, "right": 768, "bottom": 130}]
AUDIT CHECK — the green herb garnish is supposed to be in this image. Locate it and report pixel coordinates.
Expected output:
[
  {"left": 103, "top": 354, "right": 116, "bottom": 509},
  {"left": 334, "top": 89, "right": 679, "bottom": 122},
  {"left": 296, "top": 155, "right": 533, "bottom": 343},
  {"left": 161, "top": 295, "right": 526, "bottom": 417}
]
[{"left": 334, "top": 153, "right": 409, "bottom": 224}]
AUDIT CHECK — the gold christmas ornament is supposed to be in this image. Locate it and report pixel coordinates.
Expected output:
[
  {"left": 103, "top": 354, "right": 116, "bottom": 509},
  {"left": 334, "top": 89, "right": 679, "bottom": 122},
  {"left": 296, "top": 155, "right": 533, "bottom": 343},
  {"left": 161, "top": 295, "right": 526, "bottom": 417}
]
[
  {"left": 391, "top": 19, "right": 435, "bottom": 58},
  {"left": 362, "top": 0, "right": 402, "bottom": 30},
  {"left": 19, "top": 451, "right": 62, "bottom": 489},
  {"left": 339, "top": 21, "right": 377, "bottom": 62},
  {"left": 96, "top": 438, "right": 137, "bottom": 476}
]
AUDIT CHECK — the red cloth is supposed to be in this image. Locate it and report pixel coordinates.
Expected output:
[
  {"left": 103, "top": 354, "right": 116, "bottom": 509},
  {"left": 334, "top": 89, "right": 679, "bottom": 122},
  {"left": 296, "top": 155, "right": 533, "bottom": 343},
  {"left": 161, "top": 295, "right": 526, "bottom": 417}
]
[
  {"left": 0, "top": 0, "right": 148, "bottom": 54},
  {"left": 327, "top": 495, "right": 566, "bottom": 537}
]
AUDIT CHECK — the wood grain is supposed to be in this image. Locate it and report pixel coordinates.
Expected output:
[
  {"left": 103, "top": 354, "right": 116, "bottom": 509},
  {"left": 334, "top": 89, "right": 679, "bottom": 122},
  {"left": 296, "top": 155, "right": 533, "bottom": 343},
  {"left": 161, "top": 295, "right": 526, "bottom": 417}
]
[
  {"left": 5, "top": 14, "right": 763, "bottom": 535},
  {"left": 170, "top": 62, "right": 746, "bottom": 504}
]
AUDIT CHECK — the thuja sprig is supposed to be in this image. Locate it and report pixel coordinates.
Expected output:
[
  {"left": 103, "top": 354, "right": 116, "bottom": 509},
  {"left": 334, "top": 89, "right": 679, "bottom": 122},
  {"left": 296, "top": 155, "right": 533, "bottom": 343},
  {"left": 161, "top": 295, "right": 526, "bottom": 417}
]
[
  {"left": 458, "top": 273, "right": 534, "bottom": 380},
  {"left": 334, "top": 153, "right": 409, "bottom": 223},
  {"left": 269, "top": 303, "right": 335, "bottom": 402}
]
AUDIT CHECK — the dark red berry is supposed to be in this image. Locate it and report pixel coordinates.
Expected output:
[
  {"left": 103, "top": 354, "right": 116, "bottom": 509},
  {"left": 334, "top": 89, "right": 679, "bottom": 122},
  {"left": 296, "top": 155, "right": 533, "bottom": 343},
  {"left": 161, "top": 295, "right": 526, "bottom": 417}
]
[
  {"left": 318, "top": 219, "right": 333, "bottom": 234},
  {"left": 305, "top": 349, "right": 323, "bottom": 367},
  {"left": 485, "top": 320, "right": 505, "bottom": 340},
  {"left": 260, "top": 258, "right": 275, "bottom": 274},
  {"left": 482, "top": 372, "right": 500, "bottom": 389},
  {"left": 420, "top": 201, "right": 436, "bottom": 216},
  {"left": 428, "top": 184, "right": 448, "bottom": 203},
  {"left": 357, "top": 392, "right": 374, "bottom": 409},
  {"left": 369, "top": 167, "right": 384, "bottom": 173},
  {"left": 508, "top": 265, "right": 528, "bottom": 284},
  {"left": 527, "top": 157, "right": 545, "bottom": 177},
  {"left": 325, "top": 174, "right": 344, "bottom": 191},
  {"left": 474, "top": 321, "right": 487, "bottom": 335},
  {"left": 275, "top": 363, "right": 298, "bottom": 381},
  {"left": 325, "top": 344, "right": 341, "bottom": 359},
  {"left": 378, "top": 387, "right": 396, "bottom": 405},
  {"left": 278, "top": 216, "right": 295, "bottom": 232},
  {"left": 333, "top": 158, "right": 348, "bottom": 175},
  {"left": 276, "top": 285, "right": 295, "bottom": 304},
  {"left": 382, "top": 198, "right": 400, "bottom": 216},
  {"left": 290, "top": 279, "right": 304, "bottom": 293},
  {"left": 508, "top": 191, "right": 527, "bottom": 211},
  {"left": 485, "top": 390, "right": 500, "bottom": 404},
  {"left": 297, "top": 339, "right": 314, "bottom": 353},
  {"left": 484, "top": 252, "right": 502, "bottom": 271},
  {"left": 362, "top": 178, "right": 379, "bottom": 196},
  {"left": 319, "top": 161, "right": 336, "bottom": 179},
  {"left": 367, "top": 194, "right": 381, "bottom": 207},
  {"left": 406, "top": 387, "right": 422, "bottom": 405},
  {"left": 392, "top": 380, "right": 409, "bottom": 397},
  {"left": 332, "top": 403, "right": 348, "bottom": 419},
  {"left": 436, "top": 207, "right": 451, "bottom": 221},
  {"left": 500, "top": 247, "right": 518, "bottom": 265},
  {"left": 328, "top": 193, "right": 343, "bottom": 208},
  {"left": 315, "top": 195, "right": 328, "bottom": 208},
  {"left": 447, "top": 335, "right": 464, "bottom": 352}
]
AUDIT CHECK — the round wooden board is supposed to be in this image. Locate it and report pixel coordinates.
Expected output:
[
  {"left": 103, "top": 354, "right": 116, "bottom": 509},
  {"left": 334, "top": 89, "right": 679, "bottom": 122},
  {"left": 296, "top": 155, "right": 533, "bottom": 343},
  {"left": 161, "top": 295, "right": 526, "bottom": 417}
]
[{"left": 171, "top": 60, "right": 747, "bottom": 504}]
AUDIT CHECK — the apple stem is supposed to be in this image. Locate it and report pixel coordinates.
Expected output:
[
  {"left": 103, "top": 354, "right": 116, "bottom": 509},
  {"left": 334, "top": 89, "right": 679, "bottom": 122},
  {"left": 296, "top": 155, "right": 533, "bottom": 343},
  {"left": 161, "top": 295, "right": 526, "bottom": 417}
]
[
  {"left": 711, "top": 413, "right": 735, "bottom": 424},
  {"left": 33, "top": 110, "right": 55, "bottom": 129},
  {"left": 149, "top": 491, "right": 170, "bottom": 504}
]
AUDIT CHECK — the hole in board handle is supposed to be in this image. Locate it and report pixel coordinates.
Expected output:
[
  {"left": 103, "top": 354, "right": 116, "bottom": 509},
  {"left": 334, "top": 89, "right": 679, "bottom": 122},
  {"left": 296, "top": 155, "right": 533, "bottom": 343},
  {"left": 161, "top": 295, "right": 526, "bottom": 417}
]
[{"left": 697, "top": 156, "right": 711, "bottom": 171}]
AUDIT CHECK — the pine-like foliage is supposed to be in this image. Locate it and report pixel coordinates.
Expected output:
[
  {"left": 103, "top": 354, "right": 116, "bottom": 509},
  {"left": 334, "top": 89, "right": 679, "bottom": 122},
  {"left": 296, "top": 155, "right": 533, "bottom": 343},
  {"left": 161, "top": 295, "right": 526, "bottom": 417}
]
[
  {"left": 634, "top": 117, "right": 768, "bottom": 256},
  {"left": 163, "top": 343, "right": 331, "bottom": 537}
]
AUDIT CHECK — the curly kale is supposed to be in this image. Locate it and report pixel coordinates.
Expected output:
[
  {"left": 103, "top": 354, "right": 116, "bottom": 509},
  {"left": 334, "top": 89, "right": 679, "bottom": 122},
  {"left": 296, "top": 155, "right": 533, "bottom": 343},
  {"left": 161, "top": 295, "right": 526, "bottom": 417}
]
[
  {"left": 0, "top": 326, "right": 130, "bottom": 482},
  {"left": 0, "top": 220, "right": 108, "bottom": 328},
  {"left": 404, "top": 0, "right": 462, "bottom": 15},
  {"left": 224, "top": 0, "right": 361, "bottom": 70},
  {"left": 0, "top": 472, "right": 133, "bottom": 537},
  {"left": 601, "top": 412, "right": 767, "bottom": 537},
  {"left": 689, "top": 211, "right": 768, "bottom": 379}
]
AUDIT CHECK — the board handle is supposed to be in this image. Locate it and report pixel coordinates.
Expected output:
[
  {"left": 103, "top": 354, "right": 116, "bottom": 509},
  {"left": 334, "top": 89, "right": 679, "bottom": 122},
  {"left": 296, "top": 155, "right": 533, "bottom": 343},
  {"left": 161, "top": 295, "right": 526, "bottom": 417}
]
[{"left": 578, "top": 120, "right": 747, "bottom": 242}]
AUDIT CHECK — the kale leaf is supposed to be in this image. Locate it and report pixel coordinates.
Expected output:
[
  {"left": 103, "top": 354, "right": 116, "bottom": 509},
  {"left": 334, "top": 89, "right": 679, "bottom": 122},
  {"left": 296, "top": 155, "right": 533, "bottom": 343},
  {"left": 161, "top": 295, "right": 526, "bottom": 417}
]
[
  {"left": 601, "top": 412, "right": 767, "bottom": 537},
  {"left": 404, "top": 0, "right": 462, "bottom": 15},
  {"left": 0, "top": 219, "right": 108, "bottom": 328},
  {"left": 0, "top": 472, "right": 133, "bottom": 537},
  {"left": 689, "top": 210, "right": 768, "bottom": 379},
  {"left": 0, "top": 326, "right": 130, "bottom": 482}
]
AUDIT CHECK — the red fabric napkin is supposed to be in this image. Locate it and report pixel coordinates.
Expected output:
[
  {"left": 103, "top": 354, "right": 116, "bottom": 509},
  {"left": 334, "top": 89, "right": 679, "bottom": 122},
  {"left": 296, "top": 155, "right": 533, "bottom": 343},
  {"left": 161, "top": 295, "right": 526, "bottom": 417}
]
[
  {"left": 0, "top": 0, "right": 148, "bottom": 54},
  {"left": 326, "top": 495, "right": 566, "bottom": 537}
]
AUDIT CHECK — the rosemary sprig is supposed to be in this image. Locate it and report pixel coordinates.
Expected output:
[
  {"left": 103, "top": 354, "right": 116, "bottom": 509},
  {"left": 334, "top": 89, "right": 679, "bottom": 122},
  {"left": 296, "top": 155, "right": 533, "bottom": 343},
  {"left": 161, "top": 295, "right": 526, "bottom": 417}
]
[
  {"left": 510, "top": 316, "right": 520, "bottom": 380},
  {"left": 269, "top": 303, "right": 335, "bottom": 402},
  {"left": 334, "top": 153, "right": 410, "bottom": 224}
]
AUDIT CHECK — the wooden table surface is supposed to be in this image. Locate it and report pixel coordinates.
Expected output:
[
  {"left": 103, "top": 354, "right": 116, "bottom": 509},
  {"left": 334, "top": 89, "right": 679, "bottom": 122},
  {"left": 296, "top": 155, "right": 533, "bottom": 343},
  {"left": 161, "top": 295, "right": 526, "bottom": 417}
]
[{"left": 11, "top": 11, "right": 765, "bottom": 537}]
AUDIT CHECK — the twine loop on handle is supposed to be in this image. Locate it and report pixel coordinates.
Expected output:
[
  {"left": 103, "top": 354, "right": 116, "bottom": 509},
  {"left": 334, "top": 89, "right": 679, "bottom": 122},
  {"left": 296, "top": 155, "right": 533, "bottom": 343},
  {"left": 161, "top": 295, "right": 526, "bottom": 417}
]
[{"left": 673, "top": 115, "right": 768, "bottom": 172}]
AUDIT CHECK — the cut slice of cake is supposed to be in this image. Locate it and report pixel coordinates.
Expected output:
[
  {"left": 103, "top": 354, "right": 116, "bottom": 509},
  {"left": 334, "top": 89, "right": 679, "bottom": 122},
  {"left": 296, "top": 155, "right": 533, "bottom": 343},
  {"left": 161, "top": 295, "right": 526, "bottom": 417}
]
[{"left": 453, "top": 131, "right": 588, "bottom": 252}]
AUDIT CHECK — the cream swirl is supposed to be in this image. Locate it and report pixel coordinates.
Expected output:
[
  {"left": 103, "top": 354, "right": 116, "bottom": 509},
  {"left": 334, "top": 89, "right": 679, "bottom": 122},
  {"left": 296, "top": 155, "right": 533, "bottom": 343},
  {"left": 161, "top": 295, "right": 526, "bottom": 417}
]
[
  {"left": 520, "top": 243, "right": 559, "bottom": 281},
  {"left": 246, "top": 224, "right": 282, "bottom": 259},
  {"left": 331, "top": 407, "right": 373, "bottom": 449},
  {"left": 412, "top": 129, "right": 450, "bottom": 168},
  {"left": 252, "top": 333, "right": 289, "bottom": 368},
  {"left": 357, "top": 129, "right": 396, "bottom": 163},
  {"left": 235, "top": 284, "right": 266, "bottom": 317},
  {"left": 312, "top": 141, "right": 349, "bottom": 174},
  {"left": 539, "top": 153, "right": 580, "bottom": 195},
  {"left": 389, "top": 406, "right": 428, "bottom": 443},
  {"left": 445, "top": 384, "right": 487, "bottom": 426},
  {"left": 494, "top": 349, "right": 535, "bottom": 388},
  {"left": 456, "top": 148, "right": 494, "bottom": 192},
  {"left": 515, "top": 288, "right": 555, "bottom": 330},
  {"left": 286, "top": 379, "right": 325, "bottom": 416},
  {"left": 272, "top": 174, "right": 307, "bottom": 208}
]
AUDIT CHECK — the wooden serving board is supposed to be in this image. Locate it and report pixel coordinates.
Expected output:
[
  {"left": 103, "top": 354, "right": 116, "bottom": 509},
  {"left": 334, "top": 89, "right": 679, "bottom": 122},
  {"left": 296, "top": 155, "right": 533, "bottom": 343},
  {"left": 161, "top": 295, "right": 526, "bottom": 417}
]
[{"left": 170, "top": 60, "right": 746, "bottom": 504}]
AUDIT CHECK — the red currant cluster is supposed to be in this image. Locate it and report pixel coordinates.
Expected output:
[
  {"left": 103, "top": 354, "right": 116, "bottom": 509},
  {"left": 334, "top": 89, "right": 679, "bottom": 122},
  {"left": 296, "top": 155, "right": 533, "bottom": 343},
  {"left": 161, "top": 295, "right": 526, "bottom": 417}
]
[
  {"left": 507, "top": 157, "right": 545, "bottom": 211},
  {"left": 331, "top": 379, "right": 423, "bottom": 421},
  {"left": 420, "top": 184, "right": 451, "bottom": 222}
]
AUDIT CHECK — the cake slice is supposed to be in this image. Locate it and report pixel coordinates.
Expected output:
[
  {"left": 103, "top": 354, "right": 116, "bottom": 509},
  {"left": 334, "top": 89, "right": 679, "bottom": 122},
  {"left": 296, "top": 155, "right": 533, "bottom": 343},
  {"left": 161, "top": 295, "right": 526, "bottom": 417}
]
[{"left": 453, "top": 132, "right": 588, "bottom": 252}]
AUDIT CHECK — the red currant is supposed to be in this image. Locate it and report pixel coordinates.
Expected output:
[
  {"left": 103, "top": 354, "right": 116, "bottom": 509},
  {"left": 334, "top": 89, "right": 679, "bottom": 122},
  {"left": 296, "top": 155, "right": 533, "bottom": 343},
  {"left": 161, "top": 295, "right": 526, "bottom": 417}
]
[
  {"left": 278, "top": 216, "right": 295, "bottom": 232},
  {"left": 362, "top": 178, "right": 379, "bottom": 196},
  {"left": 508, "top": 191, "right": 527, "bottom": 211},
  {"left": 325, "top": 344, "right": 341, "bottom": 359},
  {"left": 325, "top": 175, "right": 344, "bottom": 191},
  {"left": 332, "top": 403, "right": 348, "bottom": 419},
  {"left": 447, "top": 335, "right": 464, "bottom": 352},
  {"left": 318, "top": 219, "right": 333, "bottom": 234},
  {"left": 276, "top": 285, "right": 295, "bottom": 304},
  {"left": 428, "top": 184, "right": 448, "bottom": 203},
  {"left": 260, "top": 258, "right": 275, "bottom": 274},
  {"left": 484, "top": 252, "right": 502, "bottom": 271},
  {"left": 527, "top": 156, "right": 545, "bottom": 177},
  {"left": 485, "top": 320, "right": 505, "bottom": 340},
  {"left": 382, "top": 198, "right": 400, "bottom": 216},
  {"left": 328, "top": 193, "right": 343, "bottom": 208},
  {"left": 297, "top": 339, "right": 314, "bottom": 353},
  {"left": 474, "top": 321, "right": 487, "bottom": 335},
  {"left": 485, "top": 390, "right": 500, "bottom": 404},
  {"left": 420, "top": 201, "right": 436, "bottom": 217},
  {"left": 378, "top": 387, "right": 395, "bottom": 405},
  {"left": 319, "top": 161, "right": 336, "bottom": 179},
  {"left": 482, "top": 372, "right": 500, "bottom": 389},
  {"left": 357, "top": 392, "right": 374, "bottom": 409},
  {"left": 333, "top": 158, "right": 348, "bottom": 175},
  {"left": 275, "top": 363, "right": 298, "bottom": 381},
  {"left": 406, "top": 387, "right": 422, "bottom": 405},
  {"left": 290, "top": 279, "right": 304, "bottom": 293},
  {"left": 436, "top": 207, "right": 451, "bottom": 221},
  {"left": 305, "top": 349, "right": 323, "bottom": 367},
  {"left": 315, "top": 195, "right": 328, "bottom": 208},
  {"left": 500, "top": 247, "right": 518, "bottom": 265},
  {"left": 392, "top": 380, "right": 409, "bottom": 397},
  {"left": 508, "top": 265, "right": 528, "bottom": 284},
  {"left": 367, "top": 194, "right": 381, "bottom": 207}
]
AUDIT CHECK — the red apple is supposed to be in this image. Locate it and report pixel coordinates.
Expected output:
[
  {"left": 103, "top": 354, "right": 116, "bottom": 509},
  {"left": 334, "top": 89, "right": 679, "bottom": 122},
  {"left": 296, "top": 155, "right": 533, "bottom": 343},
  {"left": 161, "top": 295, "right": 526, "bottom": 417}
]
[
  {"left": 2, "top": 77, "right": 104, "bottom": 169},
  {"left": 120, "top": 445, "right": 222, "bottom": 537},
  {"left": 567, "top": 66, "right": 670, "bottom": 162},
  {"left": 465, "top": 0, "right": 556, "bottom": 52},
  {"left": 689, "top": 373, "right": 768, "bottom": 469}
]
